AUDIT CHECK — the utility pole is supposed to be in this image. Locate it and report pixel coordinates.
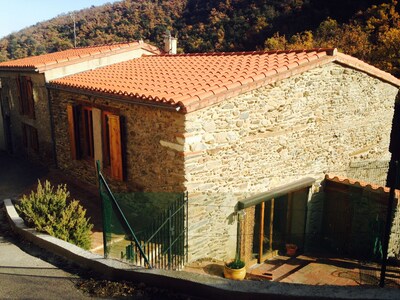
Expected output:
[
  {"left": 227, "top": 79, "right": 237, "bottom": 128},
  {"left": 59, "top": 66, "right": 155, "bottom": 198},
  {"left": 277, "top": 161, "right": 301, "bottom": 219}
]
[{"left": 70, "top": 13, "right": 76, "bottom": 48}]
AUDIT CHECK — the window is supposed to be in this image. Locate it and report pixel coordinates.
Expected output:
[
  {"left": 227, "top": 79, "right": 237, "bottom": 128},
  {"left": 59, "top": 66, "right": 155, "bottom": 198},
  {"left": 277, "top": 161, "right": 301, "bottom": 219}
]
[
  {"left": 102, "top": 111, "right": 111, "bottom": 168},
  {"left": 16, "top": 76, "right": 35, "bottom": 119},
  {"left": 80, "top": 107, "right": 94, "bottom": 159},
  {"left": 67, "top": 104, "right": 123, "bottom": 181},
  {"left": 22, "top": 123, "right": 39, "bottom": 153},
  {"left": 66, "top": 105, "right": 94, "bottom": 160}
]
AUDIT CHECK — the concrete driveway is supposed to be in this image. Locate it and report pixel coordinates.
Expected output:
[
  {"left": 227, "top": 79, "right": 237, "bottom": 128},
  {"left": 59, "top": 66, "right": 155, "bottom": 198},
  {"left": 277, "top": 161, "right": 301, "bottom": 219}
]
[
  {"left": 0, "top": 152, "right": 47, "bottom": 200},
  {"left": 0, "top": 152, "right": 90, "bottom": 299}
]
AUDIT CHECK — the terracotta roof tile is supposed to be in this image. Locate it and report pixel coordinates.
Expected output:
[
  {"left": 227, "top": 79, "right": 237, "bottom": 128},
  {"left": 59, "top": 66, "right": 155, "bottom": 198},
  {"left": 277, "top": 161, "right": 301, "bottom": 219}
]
[
  {"left": 48, "top": 48, "right": 400, "bottom": 113},
  {"left": 325, "top": 174, "right": 400, "bottom": 198},
  {"left": 0, "top": 41, "right": 160, "bottom": 71}
]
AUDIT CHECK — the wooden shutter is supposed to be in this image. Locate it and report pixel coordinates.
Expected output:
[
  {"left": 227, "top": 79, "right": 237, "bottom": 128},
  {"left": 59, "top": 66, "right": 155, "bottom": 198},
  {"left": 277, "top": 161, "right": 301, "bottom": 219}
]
[
  {"left": 16, "top": 76, "right": 35, "bottom": 118},
  {"left": 67, "top": 104, "right": 78, "bottom": 160},
  {"left": 26, "top": 77, "right": 35, "bottom": 119},
  {"left": 108, "top": 114, "right": 123, "bottom": 181}
]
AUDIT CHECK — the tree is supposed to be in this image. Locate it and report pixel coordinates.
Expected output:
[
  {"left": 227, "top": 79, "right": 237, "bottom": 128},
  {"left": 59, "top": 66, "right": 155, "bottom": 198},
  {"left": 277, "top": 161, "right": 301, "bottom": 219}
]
[{"left": 264, "top": 32, "right": 289, "bottom": 50}]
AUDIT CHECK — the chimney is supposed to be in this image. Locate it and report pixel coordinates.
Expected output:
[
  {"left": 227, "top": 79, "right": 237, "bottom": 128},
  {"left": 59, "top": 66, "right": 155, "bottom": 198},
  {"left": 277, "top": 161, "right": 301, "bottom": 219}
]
[{"left": 164, "top": 30, "right": 177, "bottom": 54}]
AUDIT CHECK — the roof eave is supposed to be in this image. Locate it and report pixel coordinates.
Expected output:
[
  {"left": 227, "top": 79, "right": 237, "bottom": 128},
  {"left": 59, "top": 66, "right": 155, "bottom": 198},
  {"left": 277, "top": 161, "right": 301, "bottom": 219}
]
[
  {"left": 0, "top": 43, "right": 161, "bottom": 74},
  {"left": 47, "top": 83, "right": 183, "bottom": 113},
  {"left": 334, "top": 53, "right": 400, "bottom": 87},
  {"left": 0, "top": 67, "right": 39, "bottom": 73},
  {"left": 36, "top": 46, "right": 144, "bottom": 73}
]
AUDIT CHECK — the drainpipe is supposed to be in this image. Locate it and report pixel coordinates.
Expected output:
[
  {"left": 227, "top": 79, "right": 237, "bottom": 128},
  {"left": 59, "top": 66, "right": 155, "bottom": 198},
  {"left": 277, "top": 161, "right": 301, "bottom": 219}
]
[
  {"left": 47, "top": 88, "right": 58, "bottom": 168},
  {"left": 387, "top": 92, "right": 400, "bottom": 187}
]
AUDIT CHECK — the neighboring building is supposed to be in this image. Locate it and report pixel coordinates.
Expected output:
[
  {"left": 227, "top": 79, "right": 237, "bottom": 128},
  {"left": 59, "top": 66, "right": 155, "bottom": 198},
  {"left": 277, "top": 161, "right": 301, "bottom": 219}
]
[
  {"left": 47, "top": 48, "right": 400, "bottom": 264},
  {"left": 0, "top": 78, "right": 4, "bottom": 151},
  {"left": 0, "top": 41, "right": 160, "bottom": 162}
]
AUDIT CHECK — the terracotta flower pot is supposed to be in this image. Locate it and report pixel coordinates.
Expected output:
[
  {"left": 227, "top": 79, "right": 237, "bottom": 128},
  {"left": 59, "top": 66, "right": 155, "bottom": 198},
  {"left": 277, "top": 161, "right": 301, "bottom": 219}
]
[
  {"left": 286, "top": 244, "right": 298, "bottom": 257},
  {"left": 224, "top": 262, "right": 246, "bottom": 280}
]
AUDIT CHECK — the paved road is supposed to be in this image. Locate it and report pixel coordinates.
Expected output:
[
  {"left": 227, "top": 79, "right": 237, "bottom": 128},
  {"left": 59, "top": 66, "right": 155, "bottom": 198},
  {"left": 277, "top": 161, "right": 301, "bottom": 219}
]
[{"left": 0, "top": 152, "right": 90, "bottom": 299}]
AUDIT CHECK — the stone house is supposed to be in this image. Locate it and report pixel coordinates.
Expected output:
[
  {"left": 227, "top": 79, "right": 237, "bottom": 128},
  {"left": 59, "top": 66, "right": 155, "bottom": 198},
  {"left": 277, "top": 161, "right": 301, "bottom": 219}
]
[
  {"left": 47, "top": 48, "right": 400, "bottom": 264},
  {"left": 0, "top": 41, "right": 160, "bottom": 163}
]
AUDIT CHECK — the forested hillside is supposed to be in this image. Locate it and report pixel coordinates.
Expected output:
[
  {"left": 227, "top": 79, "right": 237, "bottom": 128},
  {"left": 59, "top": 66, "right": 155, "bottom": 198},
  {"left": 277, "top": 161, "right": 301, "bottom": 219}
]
[{"left": 0, "top": 0, "right": 399, "bottom": 76}]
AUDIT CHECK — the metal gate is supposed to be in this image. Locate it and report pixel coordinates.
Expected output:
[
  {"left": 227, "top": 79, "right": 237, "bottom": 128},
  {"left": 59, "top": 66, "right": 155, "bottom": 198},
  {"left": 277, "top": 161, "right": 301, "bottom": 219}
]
[
  {"left": 136, "top": 192, "right": 188, "bottom": 269},
  {"left": 97, "top": 162, "right": 188, "bottom": 270}
]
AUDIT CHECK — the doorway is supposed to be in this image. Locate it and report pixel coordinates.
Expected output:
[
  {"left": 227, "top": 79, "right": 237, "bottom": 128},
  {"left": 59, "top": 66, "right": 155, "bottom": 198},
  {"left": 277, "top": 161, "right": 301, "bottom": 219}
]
[
  {"left": 252, "top": 188, "right": 309, "bottom": 263},
  {"left": 1, "top": 94, "right": 13, "bottom": 154}
]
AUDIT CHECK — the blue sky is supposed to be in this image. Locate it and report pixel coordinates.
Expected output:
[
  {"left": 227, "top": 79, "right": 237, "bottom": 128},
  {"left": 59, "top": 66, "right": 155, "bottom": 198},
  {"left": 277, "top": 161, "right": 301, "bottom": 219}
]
[{"left": 0, "top": 0, "right": 116, "bottom": 38}]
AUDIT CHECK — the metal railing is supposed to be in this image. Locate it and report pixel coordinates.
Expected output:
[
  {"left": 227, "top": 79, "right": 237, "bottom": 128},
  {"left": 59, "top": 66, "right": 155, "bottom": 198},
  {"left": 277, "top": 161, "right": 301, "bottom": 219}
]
[
  {"left": 97, "top": 161, "right": 151, "bottom": 267},
  {"left": 96, "top": 161, "right": 188, "bottom": 270}
]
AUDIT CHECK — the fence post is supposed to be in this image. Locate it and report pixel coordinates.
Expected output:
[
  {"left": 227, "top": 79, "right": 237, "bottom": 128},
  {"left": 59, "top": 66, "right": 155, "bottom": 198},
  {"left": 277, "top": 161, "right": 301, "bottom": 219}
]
[
  {"left": 185, "top": 192, "right": 189, "bottom": 264},
  {"left": 168, "top": 208, "right": 172, "bottom": 270},
  {"left": 96, "top": 160, "right": 109, "bottom": 258},
  {"left": 380, "top": 160, "right": 398, "bottom": 287}
]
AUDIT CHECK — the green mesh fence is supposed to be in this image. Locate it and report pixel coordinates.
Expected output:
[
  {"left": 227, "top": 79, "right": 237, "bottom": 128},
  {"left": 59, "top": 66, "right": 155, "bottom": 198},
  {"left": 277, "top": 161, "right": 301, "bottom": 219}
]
[{"left": 97, "top": 162, "right": 188, "bottom": 269}]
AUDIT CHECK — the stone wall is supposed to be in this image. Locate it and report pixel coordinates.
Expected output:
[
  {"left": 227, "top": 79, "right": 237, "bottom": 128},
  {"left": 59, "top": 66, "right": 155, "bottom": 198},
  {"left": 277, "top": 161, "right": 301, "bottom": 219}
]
[
  {"left": 182, "top": 62, "right": 398, "bottom": 262},
  {"left": 0, "top": 73, "right": 53, "bottom": 163},
  {"left": 50, "top": 89, "right": 186, "bottom": 193},
  {"left": 346, "top": 160, "right": 389, "bottom": 186}
]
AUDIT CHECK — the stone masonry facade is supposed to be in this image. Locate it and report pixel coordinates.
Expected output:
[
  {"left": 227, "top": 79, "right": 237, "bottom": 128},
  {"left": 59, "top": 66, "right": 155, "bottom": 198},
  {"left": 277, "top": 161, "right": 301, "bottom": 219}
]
[
  {"left": 0, "top": 73, "right": 53, "bottom": 162},
  {"left": 181, "top": 62, "right": 399, "bottom": 262},
  {"left": 50, "top": 89, "right": 186, "bottom": 192}
]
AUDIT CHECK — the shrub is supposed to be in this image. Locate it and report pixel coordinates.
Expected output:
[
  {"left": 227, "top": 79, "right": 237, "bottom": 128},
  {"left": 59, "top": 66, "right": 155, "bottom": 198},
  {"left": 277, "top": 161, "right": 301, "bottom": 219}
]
[
  {"left": 16, "top": 180, "right": 93, "bottom": 250},
  {"left": 226, "top": 258, "right": 245, "bottom": 269}
]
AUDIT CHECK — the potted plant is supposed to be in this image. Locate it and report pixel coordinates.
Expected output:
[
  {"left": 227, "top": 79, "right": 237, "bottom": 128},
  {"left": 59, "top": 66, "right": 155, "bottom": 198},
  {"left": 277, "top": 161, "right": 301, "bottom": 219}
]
[
  {"left": 224, "top": 257, "right": 246, "bottom": 280},
  {"left": 285, "top": 243, "right": 298, "bottom": 257}
]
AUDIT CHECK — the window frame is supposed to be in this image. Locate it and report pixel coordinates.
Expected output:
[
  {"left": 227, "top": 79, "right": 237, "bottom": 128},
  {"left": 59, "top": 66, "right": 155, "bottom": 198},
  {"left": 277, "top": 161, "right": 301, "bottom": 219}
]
[
  {"left": 66, "top": 103, "right": 124, "bottom": 181},
  {"left": 101, "top": 111, "right": 112, "bottom": 169},
  {"left": 80, "top": 106, "right": 94, "bottom": 160}
]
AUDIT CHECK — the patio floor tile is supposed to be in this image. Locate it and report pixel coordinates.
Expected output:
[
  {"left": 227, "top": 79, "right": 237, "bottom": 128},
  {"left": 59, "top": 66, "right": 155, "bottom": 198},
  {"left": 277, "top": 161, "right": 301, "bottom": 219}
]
[{"left": 250, "top": 254, "right": 399, "bottom": 287}]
